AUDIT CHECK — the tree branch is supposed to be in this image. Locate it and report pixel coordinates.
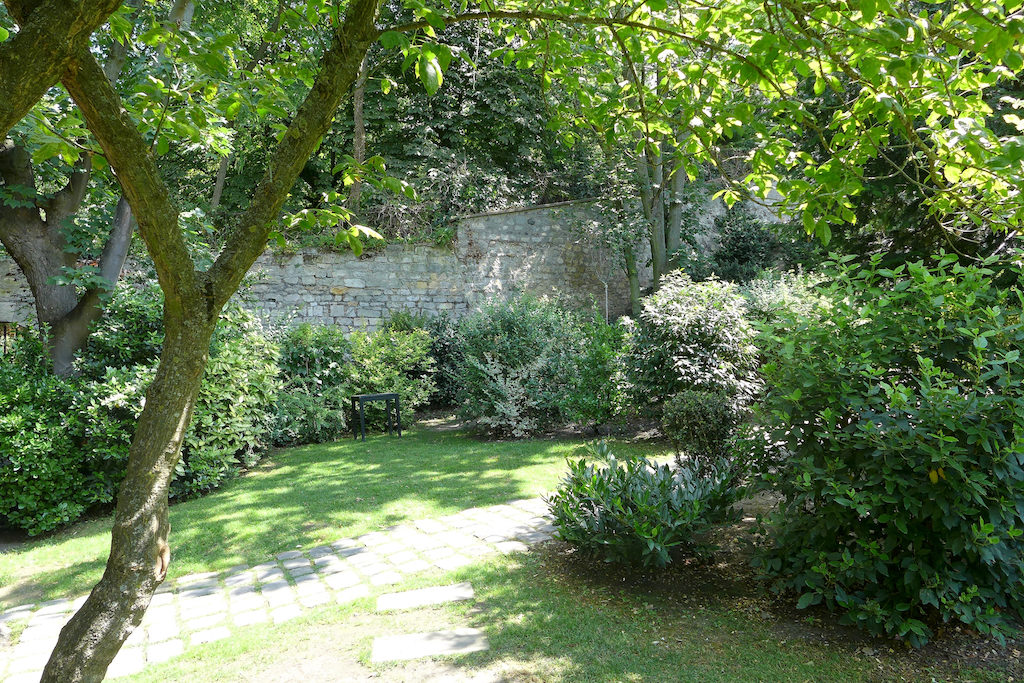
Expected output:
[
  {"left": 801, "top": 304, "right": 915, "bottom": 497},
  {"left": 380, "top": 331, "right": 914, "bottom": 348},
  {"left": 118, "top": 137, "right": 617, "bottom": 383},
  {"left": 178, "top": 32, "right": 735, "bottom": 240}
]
[
  {"left": 61, "top": 49, "right": 200, "bottom": 314},
  {"left": 0, "top": 0, "right": 123, "bottom": 138},
  {"left": 207, "top": 0, "right": 382, "bottom": 310}
]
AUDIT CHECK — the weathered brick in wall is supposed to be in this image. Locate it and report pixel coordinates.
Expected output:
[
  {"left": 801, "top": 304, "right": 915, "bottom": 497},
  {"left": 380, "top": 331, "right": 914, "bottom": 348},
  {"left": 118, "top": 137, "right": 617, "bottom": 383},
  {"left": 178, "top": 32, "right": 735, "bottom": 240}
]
[{"left": 0, "top": 201, "right": 654, "bottom": 331}]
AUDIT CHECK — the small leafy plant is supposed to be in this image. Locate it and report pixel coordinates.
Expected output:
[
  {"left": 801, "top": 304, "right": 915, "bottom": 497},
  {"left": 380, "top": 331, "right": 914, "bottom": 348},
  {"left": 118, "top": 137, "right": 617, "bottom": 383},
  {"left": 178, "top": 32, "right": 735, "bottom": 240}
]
[{"left": 547, "top": 443, "right": 739, "bottom": 567}]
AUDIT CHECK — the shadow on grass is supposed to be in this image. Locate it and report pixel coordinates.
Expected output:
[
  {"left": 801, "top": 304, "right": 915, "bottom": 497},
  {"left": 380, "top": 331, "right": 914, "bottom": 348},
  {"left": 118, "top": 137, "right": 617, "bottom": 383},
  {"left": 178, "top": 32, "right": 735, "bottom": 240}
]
[{"left": 2, "top": 429, "right": 670, "bottom": 605}]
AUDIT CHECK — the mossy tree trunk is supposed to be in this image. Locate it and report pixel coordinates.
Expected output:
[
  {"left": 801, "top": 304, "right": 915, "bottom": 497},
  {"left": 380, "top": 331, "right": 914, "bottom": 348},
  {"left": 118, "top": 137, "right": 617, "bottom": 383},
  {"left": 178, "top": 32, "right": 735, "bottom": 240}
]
[{"left": 34, "top": 1, "right": 383, "bottom": 678}]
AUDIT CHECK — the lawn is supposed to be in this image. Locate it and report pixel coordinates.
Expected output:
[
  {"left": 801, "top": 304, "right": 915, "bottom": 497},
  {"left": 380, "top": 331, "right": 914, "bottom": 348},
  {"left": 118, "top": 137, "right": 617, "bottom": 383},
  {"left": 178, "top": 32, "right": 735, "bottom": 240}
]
[{"left": 0, "top": 426, "right": 671, "bottom": 610}]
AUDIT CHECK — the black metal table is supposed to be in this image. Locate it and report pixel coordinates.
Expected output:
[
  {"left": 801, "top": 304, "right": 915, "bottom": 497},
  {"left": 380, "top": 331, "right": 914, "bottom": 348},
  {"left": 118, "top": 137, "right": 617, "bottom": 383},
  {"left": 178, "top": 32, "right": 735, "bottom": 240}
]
[{"left": 350, "top": 393, "right": 402, "bottom": 442}]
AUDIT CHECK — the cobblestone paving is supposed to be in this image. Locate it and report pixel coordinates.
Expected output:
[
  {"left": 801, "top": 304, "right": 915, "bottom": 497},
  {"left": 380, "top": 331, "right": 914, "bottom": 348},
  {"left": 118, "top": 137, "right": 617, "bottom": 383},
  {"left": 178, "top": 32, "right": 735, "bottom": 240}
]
[{"left": 0, "top": 498, "right": 552, "bottom": 682}]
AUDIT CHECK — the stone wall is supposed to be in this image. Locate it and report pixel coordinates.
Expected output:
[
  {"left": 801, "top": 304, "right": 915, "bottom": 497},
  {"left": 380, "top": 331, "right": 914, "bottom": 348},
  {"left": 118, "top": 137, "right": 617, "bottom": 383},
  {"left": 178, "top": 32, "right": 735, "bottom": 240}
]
[
  {"left": 245, "top": 200, "right": 651, "bottom": 330},
  {"left": 0, "top": 200, "right": 653, "bottom": 331},
  {"left": 0, "top": 256, "right": 34, "bottom": 324}
]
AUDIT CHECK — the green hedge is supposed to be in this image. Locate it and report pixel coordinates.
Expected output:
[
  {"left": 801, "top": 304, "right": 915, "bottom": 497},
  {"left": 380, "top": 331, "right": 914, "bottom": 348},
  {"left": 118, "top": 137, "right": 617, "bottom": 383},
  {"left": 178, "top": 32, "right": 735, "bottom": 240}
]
[
  {"left": 0, "top": 286, "right": 280, "bottom": 535},
  {"left": 273, "top": 323, "right": 436, "bottom": 445},
  {"left": 747, "top": 254, "right": 1024, "bottom": 646}
]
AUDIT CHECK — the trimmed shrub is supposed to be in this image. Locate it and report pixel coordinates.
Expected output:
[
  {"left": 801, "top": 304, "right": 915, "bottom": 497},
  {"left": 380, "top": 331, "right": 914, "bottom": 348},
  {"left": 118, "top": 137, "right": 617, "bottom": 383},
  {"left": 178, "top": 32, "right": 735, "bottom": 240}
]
[
  {"left": 619, "top": 271, "right": 759, "bottom": 412},
  {"left": 661, "top": 389, "right": 737, "bottom": 470},
  {"left": 455, "top": 296, "right": 620, "bottom": 436},
  {"left": 747, "top": 254, "right": 1024, "bottom": 646},
  {"left": 547, "top": 442, "right": 739, "bottom": 567}
]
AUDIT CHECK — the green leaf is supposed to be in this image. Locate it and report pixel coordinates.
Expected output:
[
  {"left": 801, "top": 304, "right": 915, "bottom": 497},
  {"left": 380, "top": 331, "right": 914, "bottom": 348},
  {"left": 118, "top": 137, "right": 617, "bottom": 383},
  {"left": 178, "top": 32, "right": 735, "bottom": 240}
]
[
  {"left": 796, "top": 592, "right": 817, "bottom": 609},
  {"left": 347, "top": 232, "right": 363, "bottom": 256},
  {"left": 0, "top": 27, "right": 10, "bottom": 42},
  {"left": 418, "top": 52, "right": 443, "bottom": 95}
]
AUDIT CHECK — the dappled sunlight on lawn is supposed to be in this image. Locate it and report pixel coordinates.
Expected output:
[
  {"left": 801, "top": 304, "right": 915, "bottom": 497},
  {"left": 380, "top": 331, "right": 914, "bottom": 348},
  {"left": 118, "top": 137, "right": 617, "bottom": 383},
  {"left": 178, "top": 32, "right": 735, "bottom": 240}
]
[{"left": 0, "top": 428, "right": 670, "bottom": 607}]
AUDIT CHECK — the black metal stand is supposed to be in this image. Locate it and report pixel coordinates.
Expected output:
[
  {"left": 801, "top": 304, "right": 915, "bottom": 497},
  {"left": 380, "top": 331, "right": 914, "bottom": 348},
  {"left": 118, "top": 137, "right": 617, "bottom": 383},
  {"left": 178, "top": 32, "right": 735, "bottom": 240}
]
[{"left": 350, "top": 393, "right": 402, "bottom": 442}]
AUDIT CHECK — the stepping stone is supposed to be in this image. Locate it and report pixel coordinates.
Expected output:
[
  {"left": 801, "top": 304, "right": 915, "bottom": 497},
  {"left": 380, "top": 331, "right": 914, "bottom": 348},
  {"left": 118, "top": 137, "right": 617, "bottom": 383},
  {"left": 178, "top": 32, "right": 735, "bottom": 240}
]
[
  {"left": 147, "top": 638, "right": 184, "bottom": 664},
  {"left": 371, "top": 628, "right": 489, "bottom": 662},
  {"left": 376, "top": 582, "right": 475, "bottom": 612},
  {"left": 190, "top": 626, "right": 230, "bottom": 645}
]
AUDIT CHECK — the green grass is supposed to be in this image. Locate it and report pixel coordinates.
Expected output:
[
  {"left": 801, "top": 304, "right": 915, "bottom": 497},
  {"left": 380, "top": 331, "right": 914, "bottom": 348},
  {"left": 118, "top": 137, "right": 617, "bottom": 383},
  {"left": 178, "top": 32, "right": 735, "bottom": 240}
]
[
  {"left": 0, "top": 428, "right": 671, "bottom": 609},
  {"left": 122, "top": 552, "right": 998, "bottom": 683}
]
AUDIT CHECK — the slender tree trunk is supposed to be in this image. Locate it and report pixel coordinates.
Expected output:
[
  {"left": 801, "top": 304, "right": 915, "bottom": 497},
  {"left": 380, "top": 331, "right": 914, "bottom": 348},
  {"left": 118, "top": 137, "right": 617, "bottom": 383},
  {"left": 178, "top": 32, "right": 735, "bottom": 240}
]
[
  {"left": 640, "top": 145, "right": 667, "bottom": 285},
  {"left": 40, "top": 310, "right": 216, "bottom": 682},
  {"left": 209, "top": 155, "right": 229, "bottom": 212},
  {"left": 624, "top": 245, "right": 641, "bottom": 316},
  {"left": 44, "top": 0, "right": 382, "bottom": 676},
  {"left": 665, "top": 149, "right": 686, "bottom": 269},
  {"left": 348, "top": 53, "right": 370, "bottom": 209}
]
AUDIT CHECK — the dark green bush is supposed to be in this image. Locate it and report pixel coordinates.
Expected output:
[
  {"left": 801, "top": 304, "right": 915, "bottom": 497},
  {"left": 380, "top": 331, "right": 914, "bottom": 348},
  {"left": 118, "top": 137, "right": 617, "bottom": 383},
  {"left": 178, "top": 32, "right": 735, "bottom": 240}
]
[
  {"left": 456, "top": 296, "right": 620, "bottom": 436},
  {"left": 0, "top": 287, "right": 280, "bottom": 534},
  {"left": 174, "top": 307, "right": 281, "bottom": 497},
  {"left": 273, "top": 323, "right": 436, "bottom": 444},
  {"left": 547, "top": 443, "right": 739, "bottom": 567},
  {"left": 748, "top": 254, "right": 1024, "bottom": 646},
  {"left": 0, "top": 339, "right": 94, "bottom": 535},
  {"left": 424, "top": 311, "right": 465, "bottom": 406},
  {"left": 273, "top": 324, "right": 351, "bottom": 445},
  {"left": 619, "top": 271, "right": 759, "bottom": 412},
  {"left": 346, "top": 327, "right": 437, "bottom": 427},
  {"left": 661, "top": 389, "right": 738, "bottom": 469}
]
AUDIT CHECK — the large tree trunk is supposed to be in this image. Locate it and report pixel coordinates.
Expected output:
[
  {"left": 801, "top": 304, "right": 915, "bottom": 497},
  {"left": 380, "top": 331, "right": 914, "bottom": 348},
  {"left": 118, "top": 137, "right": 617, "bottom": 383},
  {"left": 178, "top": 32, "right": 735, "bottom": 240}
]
[
  {"left": 40, "top": 310, "right": 216, "bottom": 682},
  {"left": 43, "top": 0, "right": 382, "bottom": 677},
  {"left": 0, "top": 0, "right": 122, "bottom": 138}
]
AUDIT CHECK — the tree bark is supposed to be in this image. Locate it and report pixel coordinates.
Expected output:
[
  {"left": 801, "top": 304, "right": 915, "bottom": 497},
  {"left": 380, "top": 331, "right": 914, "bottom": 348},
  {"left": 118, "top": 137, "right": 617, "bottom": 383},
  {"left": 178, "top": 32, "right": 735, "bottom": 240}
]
[
  {"left": 624, "top": 245, "right": 641, "bottom": 316},
  {"left": 40, "top": 309, "right": 215, "bottom": 682},
  {"left": 348, "top": 53, "right": 370, "bottom": 209},
  {"left": 0, "top": 31, "right": 134, "bottom": 375},
  {"left": 0, "top": 0, "right": 122, "bottom": 137},
  {"left": 665, "top": 149, "right": 686, "bottom": 269},
  {"left": 43, "top": 1, "right": 383, "bottom": 677}
]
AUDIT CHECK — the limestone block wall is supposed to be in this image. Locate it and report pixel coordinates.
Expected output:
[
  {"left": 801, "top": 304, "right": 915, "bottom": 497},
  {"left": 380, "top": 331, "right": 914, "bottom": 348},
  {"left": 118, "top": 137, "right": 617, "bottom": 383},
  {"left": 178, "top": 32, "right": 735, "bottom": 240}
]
[
  {"left": 246, "top": 200, "right": 653, "bottom": 330},
  {"left": 0, "top": 256, "right": 34, "bottom": 324},
  {"left": 0, "top": 200, "right": 655, "bottom": 332}
]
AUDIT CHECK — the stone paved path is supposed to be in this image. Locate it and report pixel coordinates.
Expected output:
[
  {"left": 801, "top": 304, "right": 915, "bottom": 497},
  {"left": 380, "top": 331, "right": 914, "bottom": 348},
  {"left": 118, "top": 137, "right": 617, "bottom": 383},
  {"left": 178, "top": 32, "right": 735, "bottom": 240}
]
[{"left": 0, "top": 498, "right": 553, "bottom": 682}]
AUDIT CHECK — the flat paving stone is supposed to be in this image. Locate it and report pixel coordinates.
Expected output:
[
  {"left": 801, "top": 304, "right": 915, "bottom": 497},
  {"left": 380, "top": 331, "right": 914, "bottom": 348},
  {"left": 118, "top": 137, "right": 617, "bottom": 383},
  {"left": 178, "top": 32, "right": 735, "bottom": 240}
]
[
  {"left": 107, "top": 647, "right": 145, "bottom": 678},
  {"left": 336, "top": 585, "right": 370, "bottom": 604},
  {"left": 147, "top": 620, "right": 180, "bottom": 643},
  {"left": 495, "top": 540, "right": 528, "bottom": 554},
  {"left": 276, "top": 550, "right": 304, "bottom": 560},
  {"left": 271, "top": 605, "right": 302, "bottom": 623},
  {"left": 232, "top": 609, "right": 268, "bottom": 627},
  {"left": 377, "top": 582, "right": 475, "bottom": 612},
  {"left": 369, "top": 571, "right": 403, "bottom": 586},
  {"left": 435, "top": 555, "right": 472, "bottom": 571},
  {"left": 190, "top": 626, "right": 230, "bottom": 645},
  {"left": 147, "top": 638, "right": 184, "bottom": 664},
  {"left": 371, "top": 628, "right": 489, "bottom": 662}
]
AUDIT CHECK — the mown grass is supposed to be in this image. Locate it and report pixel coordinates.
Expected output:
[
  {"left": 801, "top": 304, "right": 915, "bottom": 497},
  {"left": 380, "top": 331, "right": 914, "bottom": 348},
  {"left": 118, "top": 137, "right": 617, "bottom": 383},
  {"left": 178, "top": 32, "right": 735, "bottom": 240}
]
[{"left": 0, "top": 428, "right": 671, "bottom": 609}]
